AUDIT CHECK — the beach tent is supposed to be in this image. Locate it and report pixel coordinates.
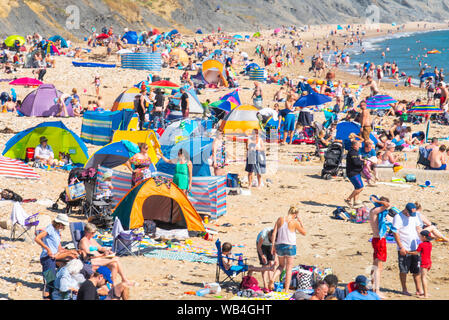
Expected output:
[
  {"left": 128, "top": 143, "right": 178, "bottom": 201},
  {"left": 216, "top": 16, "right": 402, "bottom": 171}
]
[
  {"left": 157, "top": 137, "right": 213, "bottom": 177},
  {"left": 4, "top": 35, "right": 25, "bottom": 47},
  {"left": 166, "top": 29, "right": 179, "bottom": 38},
  {"left": 111, "top": 87, "right": 140, "bottom": 111},
  {"left": 96, "top": 33, "right": 110, "bottom": 40},
  {"left": 169, "top": 87, "right": 204, "bottom": 114},
  {"left": 112, "top": 177, "right": 205, "bottom": 231},
  {"left": 121, "top": 31, "right": 139, "bottom": 45},
  {"left": 18, "top": 84, "right": 74, "bottom": 117},
  {"left": 170, "top": 48, "right": 189, "bottom": 64},
  {"left": 336, "top": 121, "right": 378, "bottom": 150},
  {"left": 253, "top": 32, "right": 261, "bottom": 38},
  {"left": 294, "top": 92, "right": 332, "bottom": 107},
  {"left": 159, "top": 119, "right": 205, "bottom": 146},
  {"left": 233, "top": 35, "right": 243, "bottom": 40},
  {"left": 337, "top": 25, "right": 343, "bottom": 30},
  {"left": 245, "top": 63, "right": 260, "bottom": 72},
  {"left": 121, "top": 52, "right": 162, "bottom": 71},
  {"left": 151, "top": 28, "right": 161, "bottom": 35},
  {"left": 111, "top": 130, "right": 161, "bottom": 165},
  {"left": 43, "top": 41, "right": 61, "bottom": 55},
  {"left": 202, "top": 59, "right": 229, "bottom": 87},
  {"left": 196, "top": 29, "right": 203, "bottom": 34},
  {"left": 220, "top": 90, "right": 241, "bottom": 106},
  {"left": 3, "top": 121, "right": 89, "bottom": 165},
  {"left": 219, "top": 105, "right": 261, "bottom": 135},
  {"left": 48, "top": 35, "right": 68, "bottom": 48},
  {"left": 80, "top": 110, "right": 135, "bottom": 146},
  {"left": 84, "top": 140, "right": 140, "bottom": 170},
  {"left": 149, "top": 80, "right": 180, "bottom": 90}
]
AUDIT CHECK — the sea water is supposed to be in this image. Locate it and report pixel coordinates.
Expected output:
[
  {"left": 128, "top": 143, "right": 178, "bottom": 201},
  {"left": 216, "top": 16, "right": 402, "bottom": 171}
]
[{"left": 346, "top": 29, "right": 449, "bottom": 83}]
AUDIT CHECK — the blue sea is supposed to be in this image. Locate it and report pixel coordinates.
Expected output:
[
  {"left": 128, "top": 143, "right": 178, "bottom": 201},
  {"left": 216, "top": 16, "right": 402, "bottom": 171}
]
[{"left": 345, "top": 29, "right": 449, "bottom": 83}]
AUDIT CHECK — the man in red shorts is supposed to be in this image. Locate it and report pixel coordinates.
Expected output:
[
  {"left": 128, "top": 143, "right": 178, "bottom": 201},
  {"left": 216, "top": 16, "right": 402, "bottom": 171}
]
[{"left": 369, "top": 196, "right": 390, "bottom": 299}]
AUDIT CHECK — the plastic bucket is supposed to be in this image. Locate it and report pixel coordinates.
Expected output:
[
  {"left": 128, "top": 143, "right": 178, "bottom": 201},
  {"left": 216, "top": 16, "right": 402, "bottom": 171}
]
[
  {"left": 205, "top": 283, "right": 221, "bottom": 294},
  {"left": 26, "top": 147, "right": 35, "bottom": 161}
]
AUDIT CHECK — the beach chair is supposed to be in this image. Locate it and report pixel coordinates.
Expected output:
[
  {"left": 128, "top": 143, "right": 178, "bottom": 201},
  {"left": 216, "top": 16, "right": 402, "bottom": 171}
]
[
  {"left": 69, "top": 222, "right": 86, "bottom": 250},
  {"left": 215, "top": 239, "right": 248, "bottom": 287},
  {"left": 112, "top": 217, "right": 144, "bottom": 257},
  {"left": 10, "top": 202, "right": 39, "bottom": 241}
]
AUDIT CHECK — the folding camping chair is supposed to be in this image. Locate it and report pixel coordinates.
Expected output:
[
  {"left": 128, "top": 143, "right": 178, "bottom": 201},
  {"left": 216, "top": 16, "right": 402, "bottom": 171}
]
[
  {"left": 215, "top": 239, "right": 248, "bottom": 287},
  {"left": 69, "top": 222, "right": 86, "bottom": 250},
  {"left": 112, "top": 217, "right": 144, "bottom": 257},
  {"left": 10, "top": 202, "right": 39, "bottom": 241}
]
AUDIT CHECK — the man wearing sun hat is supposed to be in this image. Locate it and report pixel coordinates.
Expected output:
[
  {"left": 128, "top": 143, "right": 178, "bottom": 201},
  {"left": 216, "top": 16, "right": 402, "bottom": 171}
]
[
  {"left": 392, "top": 203, "right": 423, "bottom": 296},
  {"left": 35, "top": 213, "right": 79, "bottom": 298},
  {"left": 34, "top": 136, "right": 56, "bottom": 166}
]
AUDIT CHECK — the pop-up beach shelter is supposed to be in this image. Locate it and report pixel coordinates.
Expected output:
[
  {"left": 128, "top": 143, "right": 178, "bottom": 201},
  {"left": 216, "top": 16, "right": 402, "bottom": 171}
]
[
  {"left": 219, "top": 105, "right": 261, "bottom": 135},
  {"left": 48, "top": 35, "right": 68, "bottom": 48},
  {"left": 112, "top": 177, "right": 205, "bottom": 231},
  {"left": 157, "top": 137, "right": 213, "bottom": 177},
  {"left": 121, "top": 31, "right": 139, "bottom": 45},
  {"left": 111, "top": 87, "right": 141, "bottom": 111},
  {"left": 84, "top": 140, "right": 140, "bottom": 170},
  {"left": 3, "top": 121, "right": 89, "bottom": 165},
  {"left": 169, "top": 87, "right": 204, "bottom": 114},
  {"left": 18, "top": 84, "right": 74, "bottom": 117}
]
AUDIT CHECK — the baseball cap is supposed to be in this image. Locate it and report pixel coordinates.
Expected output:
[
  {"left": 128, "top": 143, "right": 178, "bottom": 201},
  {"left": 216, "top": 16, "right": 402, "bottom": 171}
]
[
  {"left": 420, "top": 230, "right": 432, "bottom": 241},
  {"left": 405, "top": 203, "right": 417, "bottom": 216},
  {"left": 355, "top": 275, "right": 368, "bottom": 286}
]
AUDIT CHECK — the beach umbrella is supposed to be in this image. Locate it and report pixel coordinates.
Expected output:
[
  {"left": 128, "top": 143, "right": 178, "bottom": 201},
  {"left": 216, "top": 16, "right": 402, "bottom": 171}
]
[
  {"left": 253, "top": 32, "right": 261, "bottom": 38},
  {"left": 209, "top": 100, "right": 236, "bottom": 113},
  {"left": 294, "top": 92, "right": 332, "bottom": 108},
  {"left": 233, "top": 35, "right": 243, "bottom": 40},
  {"left": 96, "top": 33, "right": 110, "bottom": 40},
  {"left": 148, "top": 80, "right": 180, "bottom": 90},
  {"left": 336, "top": 121, "right": 378, "bottom": 150},
  {"left": 366, "top": 95, "right": 397, "bottom": 110},
  {"left": 195, "top": 29, "right": 203, "bottom": 34},
  {"left": 4, "top": 35, "right": 25, "bottom": 47},
  {"left": 420, "top": 72, "right": 436, "bottom": 79},
  {"left": 407, "top": 105, "right": 443, "bottom": 114},
  {"left": 408, "top": 105, "right": 443, "bottom": 142},
  {"left": 213, "top": 49, "right": 223, "bottom": 56},
  {"left": 9, "top": 77, "right": 43, "bottom": 87},
  {"left": 274, "top": 28, "right": 281, "bottom": 34},
  {"left": 151, "top": 28, "right": 161, "bottom": 35},
  {"left": 0, "top": 156, "right": 40, "bottom": 180}
]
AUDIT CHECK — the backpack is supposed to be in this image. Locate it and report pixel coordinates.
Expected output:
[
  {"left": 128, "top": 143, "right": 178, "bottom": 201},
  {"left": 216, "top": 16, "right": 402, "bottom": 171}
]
[{"left": 417, "top": 147, "right": 431, "bottom": 168}]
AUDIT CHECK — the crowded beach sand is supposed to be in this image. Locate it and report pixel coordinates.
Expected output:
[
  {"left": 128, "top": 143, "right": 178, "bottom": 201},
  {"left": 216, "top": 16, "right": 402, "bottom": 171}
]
[{"left": 0, "top": 21, "right": 449, "bottom": 300}]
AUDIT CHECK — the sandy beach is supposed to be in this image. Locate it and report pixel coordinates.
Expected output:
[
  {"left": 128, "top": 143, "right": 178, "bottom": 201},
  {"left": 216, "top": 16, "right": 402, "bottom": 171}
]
[{"left": 1, "top": 22, "right": 449, "bottom": 300}]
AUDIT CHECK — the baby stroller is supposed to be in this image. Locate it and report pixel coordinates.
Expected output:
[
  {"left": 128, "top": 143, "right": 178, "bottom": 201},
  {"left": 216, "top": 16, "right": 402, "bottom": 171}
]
[
  {"left": 321, "top": 142, "right": 345, "bottom": 180},
  {"left": 82, "top": 171, "right": 114, "bottom": 229},
  {"left": 52, "top": 168, "right": 97, "bottom": 215}
]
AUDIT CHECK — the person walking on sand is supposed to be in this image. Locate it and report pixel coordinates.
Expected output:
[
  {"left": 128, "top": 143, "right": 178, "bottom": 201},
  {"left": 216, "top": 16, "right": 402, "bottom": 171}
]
[
  {"left": 269, "top": 206, "right": 306, "bottom": 292},
  {"left": 369, "top": 196, "right": 391, "bottom": 299},
  {"left": 92, "top": 74, "right": 101, "bottom": 97},
  {"left": 392, "top": 203, "right": 423, "bottom": 297},
  {"left": 364, "top": 75, "right": 379, "bottom": 97},
  {"left": 407, "top": 230, "right": 433, "bottom": 298},
  {"left": 344, "top": 140, "right": 365, "bottom": 208}
]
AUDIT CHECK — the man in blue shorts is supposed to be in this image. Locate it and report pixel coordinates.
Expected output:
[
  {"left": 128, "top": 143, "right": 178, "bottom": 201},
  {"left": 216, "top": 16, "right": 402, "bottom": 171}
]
[{"left": 344, "top": 140, "right": 365, "bottom": 207}]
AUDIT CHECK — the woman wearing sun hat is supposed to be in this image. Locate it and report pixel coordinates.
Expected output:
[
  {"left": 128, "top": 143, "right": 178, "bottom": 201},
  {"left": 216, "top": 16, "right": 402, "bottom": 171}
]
[{"left": 35, "top": 213, "right": 79, "bottom": 298}]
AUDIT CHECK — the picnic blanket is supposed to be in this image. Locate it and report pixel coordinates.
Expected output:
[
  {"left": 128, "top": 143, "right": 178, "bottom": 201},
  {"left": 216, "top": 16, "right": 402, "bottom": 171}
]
[
  {"left": 143, "top": 248, "right": 216, "bottom": 264},
  {"left": 231, "top": 292, "right": 292, "bottom": 300}
]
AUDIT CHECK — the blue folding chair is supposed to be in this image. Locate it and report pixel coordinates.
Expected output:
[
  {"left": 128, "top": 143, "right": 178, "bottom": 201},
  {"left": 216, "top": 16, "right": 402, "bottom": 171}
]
[{"left": 215, "top": 239, "right": 248, "bottom": 286}]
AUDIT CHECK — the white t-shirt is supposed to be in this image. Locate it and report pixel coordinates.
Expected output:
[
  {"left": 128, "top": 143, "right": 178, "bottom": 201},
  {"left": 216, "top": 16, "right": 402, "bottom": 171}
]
[
  {"left": 392, "top": 212, "right": 421, "bottom": 251},
  {"left": 258, "top": 108, "right": 278, "bottom": 121},
  {"left": 34, "top": 144, "right": 54, "bottom": 160}
]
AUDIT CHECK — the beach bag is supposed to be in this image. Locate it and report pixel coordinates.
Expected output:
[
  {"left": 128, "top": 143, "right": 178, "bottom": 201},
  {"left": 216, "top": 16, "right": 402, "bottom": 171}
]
[
  {"left": 295, "top": 269, "right": 313, "bottom": 290},
  {"left": 227, "top": 173, "right": 240, "bottom": 188},
  {"left": 66, "top": 182, "right": 86, "bottom": 201},
  {"left": 240, "top": 275, "right": 261, "bottom": 291}
]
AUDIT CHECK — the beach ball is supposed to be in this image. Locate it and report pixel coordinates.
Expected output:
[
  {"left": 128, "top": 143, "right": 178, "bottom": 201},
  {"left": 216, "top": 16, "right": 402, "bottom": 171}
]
[{"left": 425, "top": 180, "right": 431, "bottom": 187}]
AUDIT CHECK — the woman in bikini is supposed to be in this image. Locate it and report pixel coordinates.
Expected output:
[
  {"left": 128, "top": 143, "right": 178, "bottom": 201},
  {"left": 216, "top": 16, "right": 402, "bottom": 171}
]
[{"left": 78, "top": 223, "right": 133, "bottom": 286}]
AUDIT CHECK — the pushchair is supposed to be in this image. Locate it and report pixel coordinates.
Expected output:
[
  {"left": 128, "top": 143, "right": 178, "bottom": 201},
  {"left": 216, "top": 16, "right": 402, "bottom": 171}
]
[
  {"left": 82, "top": 172, "right": 114, "bottom": 229},
  {"left": 321, "top": 142, "right": 345, "bottom": 180},
  {"left": 52, "top": 168, "right": 97, "bottom": 215}
]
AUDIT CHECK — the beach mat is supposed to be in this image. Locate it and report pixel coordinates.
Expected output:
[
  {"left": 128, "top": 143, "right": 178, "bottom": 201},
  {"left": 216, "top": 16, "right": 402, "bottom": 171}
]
[
  {"left": 231, "top": 291, "right": 292, "bottom": 300},
  {"left": 143, "top": 248, "right": 216, "bottom": 264}
]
